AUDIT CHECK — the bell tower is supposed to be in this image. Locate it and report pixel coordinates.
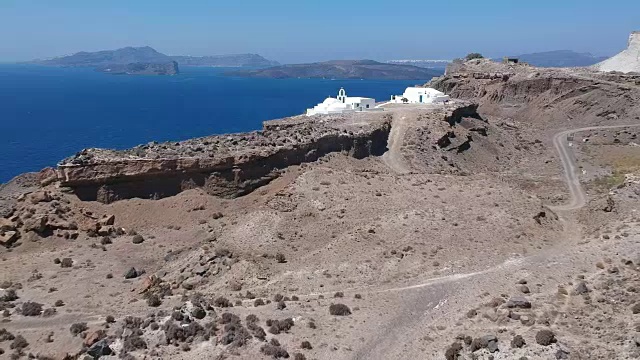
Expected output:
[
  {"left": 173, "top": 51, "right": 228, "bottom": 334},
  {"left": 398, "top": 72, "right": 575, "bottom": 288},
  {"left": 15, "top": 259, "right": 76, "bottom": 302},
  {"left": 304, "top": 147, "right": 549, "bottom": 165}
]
[{"left": 337, "top": 88, "right": 346, "bottom": 103}]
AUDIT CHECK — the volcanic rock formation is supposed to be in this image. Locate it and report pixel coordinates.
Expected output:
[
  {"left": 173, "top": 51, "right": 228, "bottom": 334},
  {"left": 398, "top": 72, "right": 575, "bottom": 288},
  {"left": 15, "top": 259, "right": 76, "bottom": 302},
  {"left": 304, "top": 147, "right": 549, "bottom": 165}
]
[{"left": 595, "top": 31, "right": 640, "bottom": 73}]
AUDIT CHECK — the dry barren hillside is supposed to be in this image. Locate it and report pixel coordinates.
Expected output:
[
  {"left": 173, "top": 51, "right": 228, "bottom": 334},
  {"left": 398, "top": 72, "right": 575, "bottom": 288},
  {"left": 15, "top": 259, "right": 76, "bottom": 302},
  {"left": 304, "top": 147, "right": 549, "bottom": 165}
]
[{"left": 1, "top": 59, "right": 640, "bottom": 360}]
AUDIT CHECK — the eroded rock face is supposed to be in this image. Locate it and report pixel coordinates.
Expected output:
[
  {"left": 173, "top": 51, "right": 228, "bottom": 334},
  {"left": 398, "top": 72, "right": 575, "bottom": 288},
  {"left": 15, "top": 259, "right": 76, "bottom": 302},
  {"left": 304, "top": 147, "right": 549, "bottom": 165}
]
[{"left": 55, "top": 113, "right": 395, "bottom": 203}]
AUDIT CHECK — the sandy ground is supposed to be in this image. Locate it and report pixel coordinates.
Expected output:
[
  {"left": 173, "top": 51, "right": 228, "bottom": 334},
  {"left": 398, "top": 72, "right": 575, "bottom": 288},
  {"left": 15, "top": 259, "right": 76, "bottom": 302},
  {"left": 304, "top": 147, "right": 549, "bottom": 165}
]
[{"left": 1, "top": 100, "right": 640, "bottom": 360}]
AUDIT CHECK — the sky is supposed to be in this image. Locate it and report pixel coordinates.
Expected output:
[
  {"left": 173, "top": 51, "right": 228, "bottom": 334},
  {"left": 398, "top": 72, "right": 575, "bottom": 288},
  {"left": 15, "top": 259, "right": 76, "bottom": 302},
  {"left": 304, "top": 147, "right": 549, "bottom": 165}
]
[{"left": 0, "top": 0, "right": 638, "bottom": 64}]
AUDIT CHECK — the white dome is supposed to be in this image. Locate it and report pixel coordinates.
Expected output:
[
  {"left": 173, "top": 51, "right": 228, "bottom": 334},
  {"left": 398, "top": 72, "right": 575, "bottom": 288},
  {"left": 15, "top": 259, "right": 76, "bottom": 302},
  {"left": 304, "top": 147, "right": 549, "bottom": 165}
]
[{"left": 322, "top": 97, "right": 340, "bottom": 105}]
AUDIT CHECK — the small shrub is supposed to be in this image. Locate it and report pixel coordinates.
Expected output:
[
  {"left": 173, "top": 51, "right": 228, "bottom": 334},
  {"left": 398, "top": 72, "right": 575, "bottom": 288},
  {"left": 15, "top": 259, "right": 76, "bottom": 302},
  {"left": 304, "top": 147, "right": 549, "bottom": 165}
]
[
  {"left": 42, "top": 308, "right": 56, "bottom": 317},
  {"left": 294, "top": 353, "right": 306, "bottom": 360},
  {"left": 70, "top": 322, "right": 88, "bottom": 337},
  {"left": 276, "top": 301, "right": 286, "bottom": 310},
  {"left": 246, "top": 314, "right": 259, "bottom": 323},
  {"left": 9, "top": 335, "right": 28, "bottom": 351},
  {"left": 105, "top": 315, "right": 115, "bottom": 323},
  {"left": 123, "top": 335, "right": 147, "bottom": 351},
  {"left": 146, "top": 294, "right": 161, "bottom": 307},
  {"left": 301, "top": 341, "right": 312, "bottom": 349},
  {"left": 0, "top": 289, "right": 17, "bottom": 302},
  {"left": 308, "top": 321, "right": 316, "bottom": 329},
  {"left": 245, "top": 291, "right": 255, "bottom": 299},
  {"left": 191, "top": 307, "right": 206, "bottom": 320},
  {"left": 100, "top": 237, "right": 112, "bottom": 245},
  {"left": 334, "top": 292, "right": 344, "bottom": 298},
  {"left": 219, "top": 312, "right": 240, "bottom": 325},
  {"left": 21, "top": 302, "right": 43, "bottom": 316},
  {"left": 291, "top": 295, "right": 299, "bottom": 301},
  {"left": 53, "top": 258, "right": 61, "bottom": 265},
  {"left": 445, "top": 342, "right": 463, "bottom": 360},
  {"left": 354, "top": 294, "right": 362, "bottom": 299},
  {"left": 260, "top": 344, "right": 289, "bottom": 358},
  {"left": 465, "top": 52, "right": 484, "bottom": 60},
  {"left": 329, "top": 303, "right": 351, "bottom": 316},
  {"left": 53, "top": 300, "right": 64, "bottom": 307},
  {"left": 273, "top": 294, "right": 284, "bottom": 302},
  {"left": 270, "top": 338, "right": 280, "bottom": 346},
  {"left": 60, "top": 258, "right": 73, "bottom": 268},
  {"left": 535, "top": 329, "right": 556, "bottom": 346},
  {"left": 214, "top": 297, "right": 232, "bottom": 308},
  {"left": 275, "top": 253, "right": 286, "bottom": 263},
  {"left": 254, "top": 298, "right": 265, "bottom": 307}
]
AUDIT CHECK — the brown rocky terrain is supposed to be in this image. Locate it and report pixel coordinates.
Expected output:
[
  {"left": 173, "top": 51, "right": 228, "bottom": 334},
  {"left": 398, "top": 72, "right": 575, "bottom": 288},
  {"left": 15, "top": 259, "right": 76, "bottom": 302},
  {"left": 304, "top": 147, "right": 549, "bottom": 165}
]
[{"left": 1, "top": 58, "right": 640, "bottom": 360}]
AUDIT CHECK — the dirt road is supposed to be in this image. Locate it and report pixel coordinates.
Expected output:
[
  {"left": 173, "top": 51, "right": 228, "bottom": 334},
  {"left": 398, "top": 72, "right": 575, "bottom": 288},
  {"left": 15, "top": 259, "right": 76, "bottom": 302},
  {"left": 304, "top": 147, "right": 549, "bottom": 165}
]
[{"left": 551, "top": 124, "right": 640, "bottom": 210}]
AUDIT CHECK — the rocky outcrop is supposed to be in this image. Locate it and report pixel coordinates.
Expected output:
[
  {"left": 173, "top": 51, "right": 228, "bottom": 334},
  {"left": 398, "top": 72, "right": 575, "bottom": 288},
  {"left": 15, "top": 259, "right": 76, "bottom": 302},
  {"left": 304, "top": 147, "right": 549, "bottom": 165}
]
[
  {"left": 56, "top": 113, "right": 393, "bottom": 203},
  {"left": 595, "top": 31, "right": 640, "bottom": 73},
  {"left": 428, "top": 59, "right": 640, "bottom": 128}
]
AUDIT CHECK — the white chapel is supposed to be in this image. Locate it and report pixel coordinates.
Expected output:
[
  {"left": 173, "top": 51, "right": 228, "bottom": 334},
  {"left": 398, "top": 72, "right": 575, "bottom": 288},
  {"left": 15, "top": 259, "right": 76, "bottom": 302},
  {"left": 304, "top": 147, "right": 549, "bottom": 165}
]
[
  {"left": 391, "top": 87, "right": 450, "bottom": 104},
  {"left": 306, "top": 88, "right": 376, "bottom": 116}
]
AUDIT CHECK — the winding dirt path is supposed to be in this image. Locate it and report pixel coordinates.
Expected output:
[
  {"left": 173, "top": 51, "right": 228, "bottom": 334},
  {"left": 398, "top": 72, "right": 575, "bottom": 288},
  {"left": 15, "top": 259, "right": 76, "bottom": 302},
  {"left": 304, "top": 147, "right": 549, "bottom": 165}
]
[
  {"left": 381, "top": 116, "right": 411, "bottom": 174},
  {"left": 551, "top": 124, "right": 640, "bottom": 211},
  {"left": 353, "top": 122, "right": 640, "bottom": 359}
]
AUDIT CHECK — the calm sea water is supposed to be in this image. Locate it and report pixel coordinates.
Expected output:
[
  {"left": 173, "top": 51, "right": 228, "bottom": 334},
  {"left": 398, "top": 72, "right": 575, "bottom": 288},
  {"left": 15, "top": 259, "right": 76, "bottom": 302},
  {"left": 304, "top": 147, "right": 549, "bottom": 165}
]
[{"left": 0, "top": 65, "right": 436, "bottom": 183}]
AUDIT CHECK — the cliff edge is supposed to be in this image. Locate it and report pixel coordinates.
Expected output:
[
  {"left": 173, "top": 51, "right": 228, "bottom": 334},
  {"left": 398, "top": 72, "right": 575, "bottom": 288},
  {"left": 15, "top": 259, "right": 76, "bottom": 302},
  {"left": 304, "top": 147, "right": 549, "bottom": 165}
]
[{"left": 595, "top": 31, "right": 640, "bottom": 73}]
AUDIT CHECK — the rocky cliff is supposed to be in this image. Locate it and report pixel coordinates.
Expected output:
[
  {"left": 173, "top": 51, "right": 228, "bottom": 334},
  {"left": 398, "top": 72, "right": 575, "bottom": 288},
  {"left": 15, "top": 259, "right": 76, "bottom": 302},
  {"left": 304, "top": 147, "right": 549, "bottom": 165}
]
[
  {"left": 429, "top": 58, "right": 640, "bottom": 129},
  {"left": 55, "top": 113, "right": 393, "bottom": 203},
  {"left": 595, "top": 31, "right": 640, "bottom": 73}
]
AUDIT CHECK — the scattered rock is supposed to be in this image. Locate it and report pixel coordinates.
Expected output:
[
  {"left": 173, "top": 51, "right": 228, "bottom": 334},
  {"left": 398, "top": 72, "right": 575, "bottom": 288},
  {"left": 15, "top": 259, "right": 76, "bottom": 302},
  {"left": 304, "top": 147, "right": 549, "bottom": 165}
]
[
  {"left": 574, "top": 282, "right": 590, "bottom": 295},
  {"left": 87, "top": 340, "right": 113, "bottom": 358},
  {"left": 535, "top": 329, "right": 556, "bottom": 346},
  {"left": 329, "top": 303, "right": 351, "bottom": 316},
  {"left": 132, "top": 234, "right": 145, "bottom": 244},
  {"left": 506, "top": 297, "right": 531, "bottom": 309},
  {"left": 511, "top": 335, "right": 526, "bottom": 348},
  {"left": 124, "top": 267, "right": 143, "bottom": 279}
]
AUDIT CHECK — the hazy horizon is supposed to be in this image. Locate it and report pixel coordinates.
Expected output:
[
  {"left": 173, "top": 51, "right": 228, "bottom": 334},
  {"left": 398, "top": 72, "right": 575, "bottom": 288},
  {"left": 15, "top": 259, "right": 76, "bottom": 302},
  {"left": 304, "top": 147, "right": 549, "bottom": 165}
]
[{"left": 1, "top": 0, "right": 638, "bottom": 64}]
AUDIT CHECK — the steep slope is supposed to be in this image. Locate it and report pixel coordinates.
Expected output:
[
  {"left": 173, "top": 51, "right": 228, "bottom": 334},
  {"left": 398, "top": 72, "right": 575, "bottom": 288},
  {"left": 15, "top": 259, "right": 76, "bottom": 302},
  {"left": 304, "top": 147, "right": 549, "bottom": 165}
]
[{"left": 595, "top": 31, "right": 640, "bottom": 73}]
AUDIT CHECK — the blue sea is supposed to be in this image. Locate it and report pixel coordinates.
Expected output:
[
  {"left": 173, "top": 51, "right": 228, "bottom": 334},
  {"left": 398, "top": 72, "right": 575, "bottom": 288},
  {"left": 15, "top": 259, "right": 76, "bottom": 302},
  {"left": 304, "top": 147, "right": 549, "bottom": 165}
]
[{"left": 0, "top": 65, "right": 436, "bottom": 183}]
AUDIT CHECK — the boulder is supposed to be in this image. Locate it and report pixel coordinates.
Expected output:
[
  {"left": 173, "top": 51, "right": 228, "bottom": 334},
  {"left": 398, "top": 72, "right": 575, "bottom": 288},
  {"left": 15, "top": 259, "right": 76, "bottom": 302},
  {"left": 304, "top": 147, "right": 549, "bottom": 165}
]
[
  {"left": 124, "top": 267, "right": 142, "bottom": 279},
  {"left": 574, "top": 282, "right": 590, "bottom": 295},
  {"left": 28, "top": 191, "right": 52, "bottom": 204},
  {"left": 99, "top": 214, "right": 115, "bottom": 226},
  {"left": 0, "top": 231, "right": 18, "bottom": 247},
  {"left": 83, "top": 330, "right": 106, "bottom": 347},
  {"left": 483, "top": 335, "right": 499, "bottom": 353},
  {"left": 506, "top": 297, "right": 531, "bottom": 309},
  {"left": 0, "top": 218, "right": 16, "bottom": 232},
  {"left": 86, "top": 340, "right": 113, "bottom": 358},
  {"left": 97, "top": 226, "right": 114, "bottom": 236},
  {"left": 22, "top": 215, "right": 48, "bottom": 233}
]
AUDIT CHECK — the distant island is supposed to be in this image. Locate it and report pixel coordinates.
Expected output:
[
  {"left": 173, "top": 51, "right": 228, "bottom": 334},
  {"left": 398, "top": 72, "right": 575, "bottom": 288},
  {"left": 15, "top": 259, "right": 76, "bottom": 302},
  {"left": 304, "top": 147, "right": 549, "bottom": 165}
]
[
  {"left": 229, "top": 60, "right": 443, "bottom": 80},
  {"left": 170, "top": 54, "right": 279, "bottom": 67},
  {"left": 29, "top": 46, "right": 279, "bottom": 75},
  {"left": 385, "top": 59, "right": 450, "bottom": 71},
  {"left": 507, "top": 50, "right": 608, "bottom": 67},
  {"left": 98, "top": 61, "right": 179, "bottom": 76}
]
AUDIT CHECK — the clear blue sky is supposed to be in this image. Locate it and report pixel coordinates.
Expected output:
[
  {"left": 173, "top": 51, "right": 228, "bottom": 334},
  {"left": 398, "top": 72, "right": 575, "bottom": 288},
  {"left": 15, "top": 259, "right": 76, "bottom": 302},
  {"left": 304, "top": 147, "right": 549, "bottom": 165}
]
[{"left": 1, "top": 0, "right": 638, "bottom": 63}]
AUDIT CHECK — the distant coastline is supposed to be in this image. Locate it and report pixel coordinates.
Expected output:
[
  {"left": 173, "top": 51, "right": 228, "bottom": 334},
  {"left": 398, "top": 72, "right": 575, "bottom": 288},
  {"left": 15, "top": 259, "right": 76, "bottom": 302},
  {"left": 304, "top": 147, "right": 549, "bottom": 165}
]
[{"left": 230, "top": 60, "right": 443, "bottom": 80}]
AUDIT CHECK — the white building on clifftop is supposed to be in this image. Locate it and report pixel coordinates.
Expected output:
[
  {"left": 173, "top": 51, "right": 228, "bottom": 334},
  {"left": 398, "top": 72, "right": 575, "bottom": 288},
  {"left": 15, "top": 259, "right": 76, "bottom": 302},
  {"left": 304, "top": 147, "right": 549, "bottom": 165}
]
[
  {"left": 391, "top": 87, "right": 450, "bottom": 104},
  {"left": 306, "top": 88, "right": 376, "bottom": 116}
]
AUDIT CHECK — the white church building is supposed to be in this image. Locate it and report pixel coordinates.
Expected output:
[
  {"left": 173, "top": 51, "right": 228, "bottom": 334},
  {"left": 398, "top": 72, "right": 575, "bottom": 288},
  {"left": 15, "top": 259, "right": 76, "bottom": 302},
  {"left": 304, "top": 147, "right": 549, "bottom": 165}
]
[
  {"left": 391, "top": 87, "right": 450, "bottom": 104},
  {"left": 306, "top": 88, "right": 376, "bottom": 116}
]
